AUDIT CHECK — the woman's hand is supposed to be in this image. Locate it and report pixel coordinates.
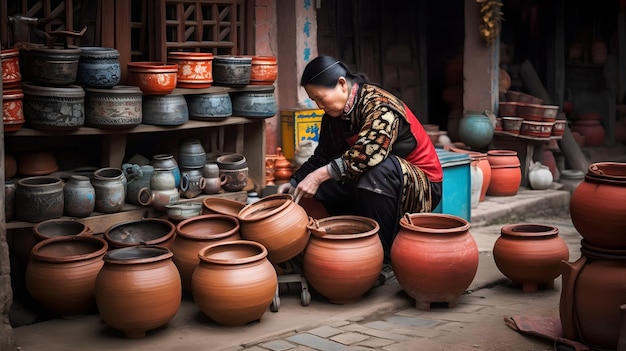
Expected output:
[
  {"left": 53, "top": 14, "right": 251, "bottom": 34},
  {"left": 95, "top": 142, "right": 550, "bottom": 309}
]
[
  {"left": 276, "top": 182, "right": 293, "bottom": 194},
  {"left": 293, "top": 166, "right": 332, "bottom": 199}
]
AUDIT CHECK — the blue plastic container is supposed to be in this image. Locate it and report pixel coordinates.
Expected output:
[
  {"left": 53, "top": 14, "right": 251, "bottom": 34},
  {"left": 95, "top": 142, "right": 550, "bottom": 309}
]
[{"left": 432, "top": 149, "right": 471, "bottom": 221}]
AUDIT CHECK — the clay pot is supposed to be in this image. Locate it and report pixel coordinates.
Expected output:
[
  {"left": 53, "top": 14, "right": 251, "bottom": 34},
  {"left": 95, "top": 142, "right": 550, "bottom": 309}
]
[
  {"left": 303, "top": 216, "right": 383, "bottom": 304},
  {"left": 137, "top": 168, "right": 180, "bottom": 211},
  {"left": 28, "top": 45, "right": 81, "bottom": 85},
  {"left": 84, "top": 86, "right": 142, "bottom": 128},
  {"left": 249, "top": 56, "right": 278, "bottom": 85},
  {"left": 92, "top": 167, "right": 127, "bottom": 214},
  {"left": 127, "top": 61, "right": 178, "bottom": 95},
  {"left": 273, "top": 147, "right": 293, "bottom": 183},
  {"left": 172, "top": 214, "right": 241, "bottom": 290},
  {"left": 212, "top": 55, "right": 252, "bottom": 86},
  {"left": 178, "top": 139, "right": 206, "bottom": 169},
  {"left": 560, "top": 241, "right": 626, "bottom": 349},
  {"left": 22, "top": 83, "right": 85, "bottom": 131},
  {"left": 26, "top": 236, "right": 108, "bottom": 316},
  {"left": 33, "top": 219, "right": 93, "bottom": 242},
  {"left": 151, "top": 154, "right": 181, "bottom": 188},
  {"left": 76, "top": 47, "right": 121, "bottom": 88},
  {"left": 165, "top": 202, "right": 203, "bottom": 222},
  {"left": 230, "top": 86, "right": 277, "bottom": 118},
  {"left": 486, "top": 150, "right": 521, "bottom": 196},
  {"left": 191, "top": 240, "right": 277, "bottom": 326},
  {"left": 458, "top": 112, "right": 494, "bottom": 149},
  {"left": 202, "top": 197, "right": 246, "bottom": 216},
  {"left": 95, "top": 246, "right": 182, "bottom": 338},
  {"left": 63, "top": 175, "right": 96, "bottom": 217},
  {"left": 571, "top": 120, "right": 605, "bottom": 146},
  {"left": 104, "top": 218, "right": 176, "bottom": 249},
  {"left": 123, "top": 164, "right": 154, "bottom": 206},
  {"left": 493, "top": 223, "right": 569, "bottom": 292},
  {"left": 1, "top": 48, "right": 22, "bottom": 88},
  {"left": 216, "top": 153, "right": 249, "bottom": 192},
  {"left": 167, "top": 51, "right": 214, "bottom": 88},
  {"left": 4, "top": 153, "right": 17, "bottom": 179},
  {"left": 238, "top": 193, "right": 310, "bottom": 264},
  {"left": 391, "top": 213, "right": 478, "bottom": 310},
  {"left": 15, "top": 176, "right": 64, "bottom": 223},
  {"left": 141, "top": 94, "right": 189, "bottom": 126},
  {"left": 180, "top": 168, "right": 206, "bottom": 199},
  {"left": 3, "top": 88, "right": 25, "bottom": 132},
  {"left": 17, "top": 150, "right": 59, "bottom": 176},
  {"left": 552, "top": 120, "right": 567, "bottom": 137},
  {"left": 570, "top": 162, "right": 626, "bottom": 248},
  {"left": 185, "top": 92, "right": 232, "bottom": 120},
  {"left": 4, "top": 180, "right": 16, "bottom": 221}
]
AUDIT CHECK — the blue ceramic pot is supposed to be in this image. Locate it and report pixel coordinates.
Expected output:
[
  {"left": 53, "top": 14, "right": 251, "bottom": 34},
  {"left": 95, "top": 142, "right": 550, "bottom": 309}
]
[
  {"left": 76, "top": 47, "right": 121, "bottom": 88},
  {"left": 230, "top": 87, "right": 277, "bottom": 118},
  {"left": 185, "top": 92, "right": 232, "bottom": 119},
  {"left": 142, "top": 94, "right": 188, "bottom": 126},
  {"left": 458, "top": 112, "right": 494, "bottom": 149}
]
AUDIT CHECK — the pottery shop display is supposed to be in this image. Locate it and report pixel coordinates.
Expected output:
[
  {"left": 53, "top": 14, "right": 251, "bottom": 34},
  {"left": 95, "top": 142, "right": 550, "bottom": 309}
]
[
  {"left": 92, "top": 167, "right": 127, "bottom": 214},
  {"left": 141, "top": 93, "right": 188, "bottom": 126},
  {"left": 15, "top": 176, "right": 64, "bottom": 222},
  {"left": 486, "top": 150, "right": 521, "bottom": 196},
  {"left": 26, "top": 236, "right": 108, "bottom": 316},
  {"left": 33, "top": 219, "right": 93, "bottom": 241},
  {"left": 570, "top": 162, "right": 626, "bottom": 248},
  {"left": 528, "top": 162, "right": 553, "bottom": 190},
  {"left": 104, "top": 218, "right": 176, "bottom": 249},
  {"left": 238, "top": 193, "right": 310, "bottom": 264},
  {"left": 202, "top": 197, "right": 246, "bottom": 216},
  {"left": 458, "top": 111, "right": 494, "bottom": 149},
  {"left": 95, "top": 246, "right": 182, "bottom": 339},
  {"left": 127, "top": 61, "right": 178, "bottom": 95},
  {"left": 76, "top": 47, "right": 121, "bottom": 88},
  {"left": 22, "top": 83, "right": 85, "bottom": 130},
  {"left": 137, "top": 168, "right": 180, "bottom": 212},
  {"left": 249, "top": 56, "right": 278, "bottom": 85},
  {"left": 151, "top": 154, "right": 181, "bottom": 188},
  {"left": 84, "top": 86, "right": 142, "bottom": 128},
  {"left": 178, "top": 139, "right": 206, "bottom": 169},
  {"left": 63, "top": 175, "right": 96, "bottom": 217},
  {"left": 172, "top": 214, "right": 241, "bottom": 290},
  {"left": 167, "top": 51, "right": 214, "bottom": 88},
  {"left": 230, "top": 86, "right": 278, "bottom": 118},
  {"left": 3, "top": 88, "right": 25, "bottom": 132},
  {"left": 493, "top": 223, "right": 569, "bottom": 292},
  {"left": 212, "top": 55, "right": 252, "bottom": 86},
  {"left": 123, "top": 163, "right": 154, "bottom": 205},
  {"left": 391, "top": 213, "right": 478, "bottom": 310},
  {"left": 303, "top": 216, "right": 383, "bottom": 304},
  {"left": 1, "top": 48, "right": 22, "bottom": 88},
  {"left": 216, "top": 153, "right": 249, "bottom": 192},
  {"left": 185, "top": 92, "right": 232, "bottom": 120},
  {"left": 560, "top": 241, "right": 626, "bottom": 350},
  {"left": 191, "top": 240, "right": 277, "bottom": 326},
  {"left": 28, "top": 44, "right": 81, "bottom": 85}
]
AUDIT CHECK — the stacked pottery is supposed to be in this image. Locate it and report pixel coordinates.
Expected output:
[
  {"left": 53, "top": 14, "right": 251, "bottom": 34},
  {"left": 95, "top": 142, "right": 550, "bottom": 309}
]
[
  {"left": 486, "top": 150, "right": 521, "bottom": 196},
  {"left": 76, "top": 47, "right": 121, "bottom": 88},
  {"left": 391, "top": 213, "right": 478, "bottom": 310},
  {"left": 167, "top": 51, "right": 214, "bottom": 89},
  {"left": 84, "top": 86, "right": 142, "bottom": 128},
  {"left": 178, "top": 139, "right": 207, "bottom": 198},
  {"left": 2, "top": 47, "right": 24, "bottom": 131},
  {"left": 1, "top": 48, "right": 22, "bottom": 88},
  {"left": 249, "top": 56, "right": 278, "bottom": 85},
  {"left": 212, "top": 55, "right": 252, "bottom": 86},
  {"left": 561, "top": 161, "right": 626, "bottom": 349},
  {"left": 127, "top": 62, "right": 178, "bottom": 95}
]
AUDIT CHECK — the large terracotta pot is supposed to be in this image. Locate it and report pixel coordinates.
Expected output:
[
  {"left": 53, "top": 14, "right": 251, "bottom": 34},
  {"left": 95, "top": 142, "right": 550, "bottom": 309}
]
[
  {"left": 571, "top": 120, "right": 605, "bottom": 146},
  {"left": 303, "top": 216, "right": 383, "bottom": 304},
  {"left": 25, "top": 236, "right": 108, "bottom": 315},
  {"left": 238, "top": 193, "right": 310, "bottom": 264},
  {"left": 172, "top": 214, "right": 241, "bottom": 290},
  {"left": 95, "top": 246, "right": 182, "bottom": 338},
  {"left": 560, "top": 241, "right": 626, "bottom": 350},
  {"left": 486, "top": 150, "right": 521, "bottom": 196},
  {"left": 104, "top": 218, "right": 176, "bottom": 249},
  {"left": 191, "top": 240, "right": 277, "bottom": 326},
  {"left": 391, "top": 213, "right": 478, "bottom": 310},
  {"left": 570, "top": 162, "right": 626, "bottom": 248},
  {"left": 493, "top": 223, "right": 569, "bottom": 292}
]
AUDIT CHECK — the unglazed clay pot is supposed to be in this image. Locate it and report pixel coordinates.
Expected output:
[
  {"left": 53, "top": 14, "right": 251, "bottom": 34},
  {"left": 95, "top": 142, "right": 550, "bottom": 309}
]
[
  {"left": 238, "top": 193, "right": 310, "bottom": 264},
  {"left": 570, "top": 162, "right": 626, "bottom": 249},
  {"left": 33, "top": 219, "right": 93, "bottom": 242},
  {"left": 95, "top": 246, "right": 182, "bottom": 338},
  {"left": 104, "top": 218, "right": 176, "bottom": 249},
  {"left": 447, "top": 146, "right": 491, "bottom": 201},
  {"left": 26, "top": 236, "right": 108, "bottom": 316},
  {"left": 202, "top": 196, "right": 246, "bottom": 216},
  {"left": 486, "top": 150, "right": 521, "bottom": 196},
  {"left": 172, "top": 214, "right": 241, "bottom": 290},
  {"left": 391, "top": 213, "right": 478, "bottom": 310},
  {"left": 560, "top": 241, "right": 626, "bottom": 350},
  {"left": 191, "top": 240, "right": 277, "bottom": 326},
  {"left": 493, "top": 223, "right": 569, "bottom": 292},
  {"left": 303, "top": 216, "right": 383, "bottom": 304}
]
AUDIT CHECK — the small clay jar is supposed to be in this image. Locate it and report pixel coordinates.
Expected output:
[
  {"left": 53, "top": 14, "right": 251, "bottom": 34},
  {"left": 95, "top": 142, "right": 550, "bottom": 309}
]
[
  {"left": 216, "top": 153, "right": 248, "bottom": 192},
  {"left": 63, "top": 175, "right": 96, "bottom": 217},
  {"left": 272, "top": 147, "right": 293, "bottom": 183}
]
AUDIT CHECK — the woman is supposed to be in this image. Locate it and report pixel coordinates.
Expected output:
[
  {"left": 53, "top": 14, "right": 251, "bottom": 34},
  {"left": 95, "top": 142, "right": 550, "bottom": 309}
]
[{"left": 280, "top": 55, "right": 443, "bottom": 285}]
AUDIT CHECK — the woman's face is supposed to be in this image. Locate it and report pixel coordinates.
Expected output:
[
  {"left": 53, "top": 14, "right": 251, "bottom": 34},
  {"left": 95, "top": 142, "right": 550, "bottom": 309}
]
[{"left": 304, "top": 77, "right": 349, "bottom": 117}]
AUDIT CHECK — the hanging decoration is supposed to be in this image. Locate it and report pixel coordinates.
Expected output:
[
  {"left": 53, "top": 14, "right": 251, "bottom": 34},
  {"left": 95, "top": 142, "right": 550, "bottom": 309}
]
[{"left": 476, "top": 0, "right": 503, "bottom": 46}]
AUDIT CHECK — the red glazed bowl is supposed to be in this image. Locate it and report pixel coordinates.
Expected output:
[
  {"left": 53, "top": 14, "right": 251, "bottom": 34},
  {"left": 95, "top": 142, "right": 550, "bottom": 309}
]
[
  {"left": 501, "top": 117, "right": 523, "bottom": 134},
  {"left": 520, "top": 121, "right": 553, "bottom": 138},
  {"left": 127, "top": 61, "right": 178, "bottom": 95},
  {"left": 498, "top": 102, "right": 521, "bottom": 117},
  {"left": 551, "top": 120, "right": 567, "bottom": 136}
]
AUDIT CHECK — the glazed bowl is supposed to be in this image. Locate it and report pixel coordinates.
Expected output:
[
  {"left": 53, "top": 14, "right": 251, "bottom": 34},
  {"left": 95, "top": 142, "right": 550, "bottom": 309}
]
[{"left": 501, "top": 117, "right": 524, "bottom": 134}]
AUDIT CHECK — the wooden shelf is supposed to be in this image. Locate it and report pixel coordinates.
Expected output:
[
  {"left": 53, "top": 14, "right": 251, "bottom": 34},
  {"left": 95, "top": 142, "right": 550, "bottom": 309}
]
[{"left": 494, "top": 130, "right": 563, "bottom": 142}]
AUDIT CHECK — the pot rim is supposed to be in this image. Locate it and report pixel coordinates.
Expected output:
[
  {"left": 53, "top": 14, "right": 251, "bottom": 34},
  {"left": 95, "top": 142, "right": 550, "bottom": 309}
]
[
  {"left": 237, "top": 193, "right": 294, "bottom": 222},
  {"left": 500, "top": 223, "right": 559, "bottom": 237},
  {"left": 307, "top": 215, "right": 380, "bottom": 239},
  {"left": 580, "top": 239, "right": 626, "bottom": 260},
  {"left": 17, "top": 176, "right": 63, "bottom": 187},
  {"left": 399, "top": 213, "right": 470, "bottom": 234},
  {"left": 167, "top": 51, "right": 214, "bottom": 60},
  {"left": 103, "top": 245, "right": 173, "bottom": 264},
  {"left": 33, "top": 219, "right": 91, "bottom": 240},
  {"left": 175, "top": 214, "right": 240, "bottom": 240},
  {"left": 202, "top": 197, "right": 246, "bottom": 216},
  {"left": 31, "top": 236, "right": 108, "bottom": 263},
  {"left": 104, "top": 218, "right": 176, "bottom": 246},
  {"left": 197, "top": 239, "right": 267, "bottom": 265}
]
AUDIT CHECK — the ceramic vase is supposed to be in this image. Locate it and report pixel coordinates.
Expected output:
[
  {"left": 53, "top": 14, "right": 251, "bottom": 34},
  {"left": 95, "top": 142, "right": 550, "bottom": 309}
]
[
  {"left": 95, "top": 246, "right": 182, "bottom": 338},
  {"left": 493, "top": 223, "right": 569, "bottom": 292},
  {"left": 238, "top": 193, "right": 310, "bottom": 264},
  {"left": 570, "top": 162, "right": 626, "bottom": 248},
  {"left": 303, "top": 216, "right": 383, "bottom": 304},
  {"left": 150, "top": 154, "right": 181, "bottom": 188},
  {"left": 104, "top": 218, "right": 176, "bottom": 249},
  {"left": 28, "top": 45, "right": 81, "bottom": 85},
  {"left": 25, "top": 236, "right": 108, "bottom": 316},
  {"left": 528, "top": 162, "right": 553, "bottom": 190},
  {"left": 167, "top": 51, "right": 214, "bottom": 88},
  {"left": 92, "top": 167, "right": 127, "bottom": 213},
  {"left": 458, "top": 111, "right": 494, "bottom": 149},
  {"left": 391, "top": 213, "right": 478, "bottom": 310},
  {"left": 172, "top": 214, "right": 241, "bottom": 291},
  {"left": 178, "top": 139, "right": 206, "bottom": 169},
  {"left": 191, "top": 240, "right": 277, "bottom": 326},
  {"left": 15, "top": 176, "right": 64, "bottom": 223},
  {"left": 486, "top": 150, "right": 521, "bottom": 196},
  {"left": 63, "top": 175, "right": 96, "bottom": 217}
]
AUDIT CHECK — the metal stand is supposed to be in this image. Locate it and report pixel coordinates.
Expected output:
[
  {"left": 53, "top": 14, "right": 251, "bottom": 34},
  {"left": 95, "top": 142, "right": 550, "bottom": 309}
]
[{"left": 270, "top": 260, "right": 311, "bottom": 312}]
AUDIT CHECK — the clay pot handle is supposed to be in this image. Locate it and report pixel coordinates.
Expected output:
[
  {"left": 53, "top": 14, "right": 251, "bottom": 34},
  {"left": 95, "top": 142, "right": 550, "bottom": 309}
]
[
  {"left": 294, "top": 192, "right": 303, "bottom": 205},
  {"left": 403, "top": 212, "right": 413, "bottom": 225},
  {"left": 560, "top": 256, "right": 587, "bottom": 340},
  {"left": 589, "top": 164, "right": 602, "bottom": 175},
  {"left": 308, "top": 217, "right": 320, "bottom": 229}
]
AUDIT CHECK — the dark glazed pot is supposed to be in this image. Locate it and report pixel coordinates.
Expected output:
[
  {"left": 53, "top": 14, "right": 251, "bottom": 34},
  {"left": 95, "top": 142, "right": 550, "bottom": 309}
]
[
  {"left": 84, "top": 86, "right": 142, "bottom": 128},
  {"left": 185, "top": 92, "right": 232, "bottom": 119},
  {"left": 304, "top": 216, "right": 383, "bottom": 304},
  {"left": 493, "top": 223, "right": 569, "bottom": 292},
  {"left": 15, "top": 176, "right": 64, "bottom": 222},
  {"left": 391, "top": 213, "right": 478, "bottom": 310},
  {"left": 104, "top": 218, "right": 176, "bottom": 249},
  {"left": 191, "top": 240, "right": 277, "bottom": 326},
  {"left": 95, "top": 246, "right": 182, "bottom": 338},
  {"left": 212, "top": 55, "right": 252, "bottom": 86},
  {"left": 28, "top": 45, "right": 81, "bottom": 85},
  {"left": 76, "top": 47, "right": 121, "bottom": 88},
  {"left": 92, "top": 167, "right": 127, "bottom": 214},
  {"left": 216, "top": 153, "right": 248, "bottom": 192},
  {"left": 63, "top": 175, "right": 96, "bottom": 217},
  {"left": 230, "top": 86, "right": 277, "bottom": 118},
  {"left": 141, "top": 94, "right": 188, "bottom": 126},
  {"left": 25, "top": 236, "right": 108, "bottom": 316},
  {"left": 22, "top": 83, "right": 85, "bottom": 130}
]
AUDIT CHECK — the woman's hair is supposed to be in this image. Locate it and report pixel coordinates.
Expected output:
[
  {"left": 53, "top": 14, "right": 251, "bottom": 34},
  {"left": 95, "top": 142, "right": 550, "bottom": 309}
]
[{"left": 300, "top": 55, "right": 369, "bottom": 88}]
